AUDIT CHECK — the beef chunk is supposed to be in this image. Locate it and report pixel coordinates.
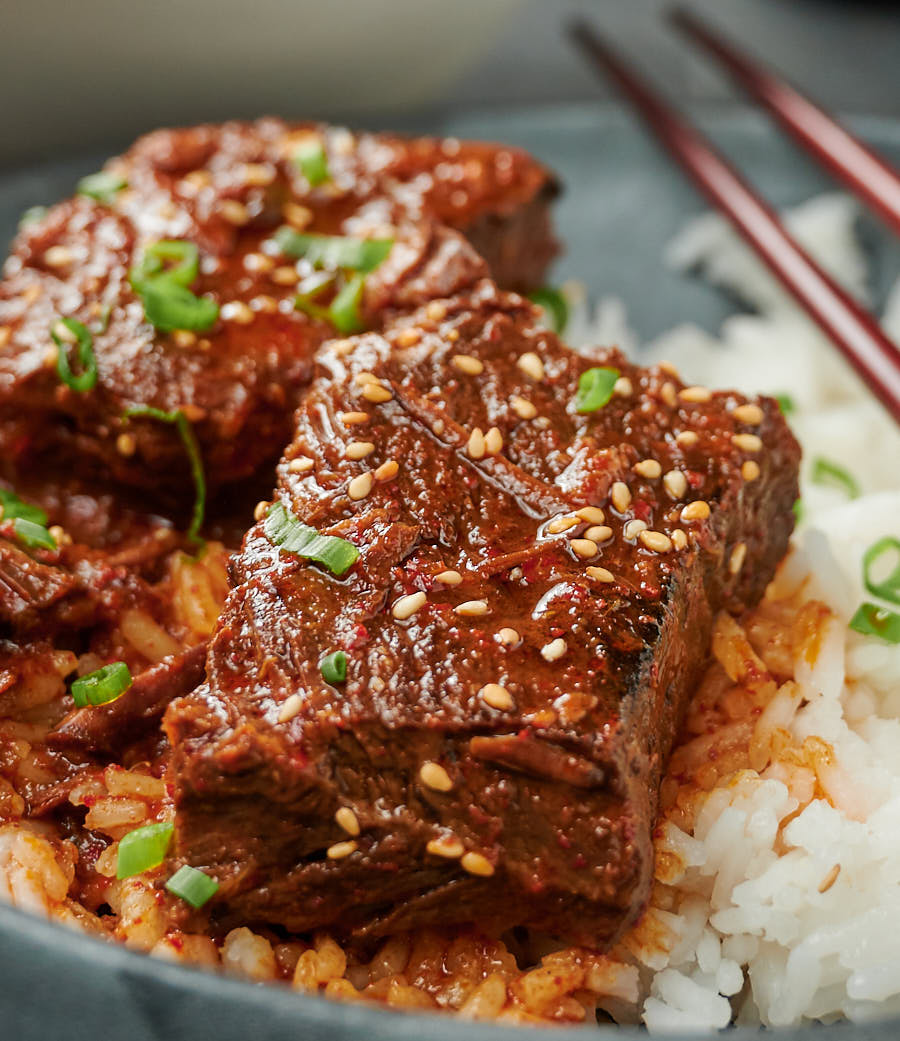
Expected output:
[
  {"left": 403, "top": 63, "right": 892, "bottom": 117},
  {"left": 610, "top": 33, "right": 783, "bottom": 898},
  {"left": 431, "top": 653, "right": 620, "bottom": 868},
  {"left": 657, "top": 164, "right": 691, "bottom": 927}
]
[
  {"left": 0, "top": 120, "right": 556, "bottom": 501},
  {"left": 165, "top": 282, "right": 800, "bottom": 946}
]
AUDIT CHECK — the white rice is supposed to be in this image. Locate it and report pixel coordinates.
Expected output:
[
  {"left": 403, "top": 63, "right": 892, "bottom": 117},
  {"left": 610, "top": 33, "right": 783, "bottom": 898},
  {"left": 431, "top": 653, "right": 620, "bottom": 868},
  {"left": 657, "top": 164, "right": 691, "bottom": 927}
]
[{"left": 566, "top": 195, "right": 900, "bottom": 1032}]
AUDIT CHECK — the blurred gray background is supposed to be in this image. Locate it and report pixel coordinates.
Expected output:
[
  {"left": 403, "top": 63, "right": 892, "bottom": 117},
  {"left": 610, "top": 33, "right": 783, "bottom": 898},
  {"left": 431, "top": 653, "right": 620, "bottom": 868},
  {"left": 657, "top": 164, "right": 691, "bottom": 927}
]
[{"left": 2, "top": 0, "right": 900, "bottom": 168}]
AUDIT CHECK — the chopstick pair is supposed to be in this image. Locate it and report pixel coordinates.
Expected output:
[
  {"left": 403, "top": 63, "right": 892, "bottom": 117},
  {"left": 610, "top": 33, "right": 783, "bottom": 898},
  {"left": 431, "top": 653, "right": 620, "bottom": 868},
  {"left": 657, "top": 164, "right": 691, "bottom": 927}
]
[{"left": 569, "top": 10, "right": 900, "bottom": 425}]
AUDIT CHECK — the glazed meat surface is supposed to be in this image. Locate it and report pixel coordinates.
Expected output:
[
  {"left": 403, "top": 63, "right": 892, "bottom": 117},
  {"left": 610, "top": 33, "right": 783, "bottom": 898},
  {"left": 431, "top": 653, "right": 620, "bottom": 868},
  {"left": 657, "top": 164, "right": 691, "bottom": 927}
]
[
  {"left": 0, "top": 120, "right": 557, "bottom": 500},
  {"left": 166, "top": 282, "right": 800, "bottom": 945}
]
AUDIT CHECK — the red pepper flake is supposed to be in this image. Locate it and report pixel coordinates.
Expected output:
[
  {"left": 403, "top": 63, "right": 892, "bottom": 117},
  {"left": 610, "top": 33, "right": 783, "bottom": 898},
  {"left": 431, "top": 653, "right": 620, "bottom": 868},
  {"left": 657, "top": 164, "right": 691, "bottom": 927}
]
[
  {"left": 632, "top": 499, "right": 653, "bottom": 522},
  {"left": 685, "top": 469, "right": 705, "bottom": 489}
]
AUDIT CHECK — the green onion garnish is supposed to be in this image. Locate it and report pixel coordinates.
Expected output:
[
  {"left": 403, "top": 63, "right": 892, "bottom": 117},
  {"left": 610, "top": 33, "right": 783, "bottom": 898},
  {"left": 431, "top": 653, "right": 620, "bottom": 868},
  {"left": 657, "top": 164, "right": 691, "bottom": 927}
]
[
  {"left": 129, "top": 240, "right": 218, "bottom": 334},
  {"left": 131, "top": 240, "right": 200, "bottom": 288},
  {"left": 77, "top": 170, "right": 128, "bottom": 205},
  {"left": 116, "top": 822, "right": 174, "bottom": 879},
  {"left": 271, "top": 229, "right": 393, "bottom": 273},
  {"left": 320, "top": 650, "right": 348, "bottom": 684},
  {"left": 529, "top": 287, "right": 569, "bottom": 335},
  {"left": 19, "top": 205, "right": 48, "bottom": 229},
  {"left": 862, "top": 536, "right": 900, "bottom": 606},
  {"left": 792, "top": 498, "right": 804, "bottom": 523},
  {"left": 12, "top": 518, "right": 57, "bottom": 551},
  {"left": 0, "top": 489, "right": 48, "bottom": 526},
  {"left": 575, "top": 366, "right": 620, "bottom": 414},
  {"left": 70, "top": 661, "right": 132, "bottom": 708},
  {"left": 293, "top": 141, "right": 330, "bottom": 187},
  {"left": 849, "top": 602, "right": 900, "bottom": 644},
  {"left": 293, "top": 271, "right": 335, "bottom": 322},
  {"left": 123, "top": 406, "right": 206, "bottom": 545},
  {"left": 165, "top": 864, "right": 219, "bottom": 908},
  {"left": 811, "top": 457, "right": 860, "bottom": 500},
  {"left": 264, "top": 502, "right": 359, "bottom": 576},
  {"left": 328, "top": 273, "right": 366, "bottom": 334},
  {"left": 52, "top": 318, "right": 98, "bottom": 393},
  {"left": 775, "top": 393, "right": 796, "bottom": 415}
]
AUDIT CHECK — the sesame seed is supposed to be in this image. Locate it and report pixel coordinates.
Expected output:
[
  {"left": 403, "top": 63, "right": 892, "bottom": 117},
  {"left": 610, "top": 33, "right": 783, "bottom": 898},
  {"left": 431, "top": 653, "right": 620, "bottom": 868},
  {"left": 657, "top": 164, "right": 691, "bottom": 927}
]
[
  {"left": 419, "top": 761, "right": 453, "bottom": 792},
  {"left": 729, "top": 542, "right": 747, "bottom": 574},
  {"left": 511, "top": 396, "right": 537, "bottom": 419},
  {"left": 480, "top": 683, "right": 514, "bottom": 711},
  {"left": 282, "top": 201, "right": 313, "bottom": 229},
  {"left": 584, "top": 525, "right": 612, "bottom": 543},
  {"left": 733, "top": 403, "right": 764, "bottom": 425},
  {"left": 586, "top": 565, "right": 614, "bottom": 583},
  {"left": 461, "top": 852, "right": 495, "bottom": 877},
  {"left": 425, "top": 302, "right": 448, "bottom": 322},
  {"left": 392, "top": 591, "right": 426, "bottom": 620},
  {"left": 51, "top": 319, "right": 77, "bottom": 343},
  {"left": 362, "top": 383, "right": 392, "bottom": 404},
  {"left": 611, "top": 482, "right": 632, "bottom": 513},
  {"left": 339, "top": 411, "right": 369, "bottom": 426},
  {"left": 220, "top": 199, "right": 250, "bottom": 225},
  {"left": 0, "top": 327, "right": 10, "bottom": 349},
  {"left": 663, "top": 470, "right": 688, "bottom": 499},
  {"left": 242, "top": 163, "right": 275, "bottom": 187},
  {"left": 660, "top": 381, "right": 678, "bottom": 408},
  {"left": 658, "top": 360, "right": 680, "bottom": 378},
  {"left": 676, "top": 430, "right": 699, "bottom": 447},
  {"left": 221, "top": 300, "right": 254, "bottom": 325},
  {"left": 395, "top": 327, "right": 421, "bottom": 348},
  {"left": 271, "top": 265, "right": 299, "bottom": 285},
  {"left": 327, "top": 840, "right": 357, "bottom": 860},
  {"left": 634, "top": 459, "right": 662, "bottom": 479},
  {"left": 680, "top": 386, "right": 712, "bottom": 403},
  {"left": 116, "top": 433, "right": 136, "bottom": 457},
  {"left": 672, "top": 529, "right": 688, "bottom": 551},
  {"left": 467, "top": 427, "right": 486, "bottom": 460},
  {"left": 546, "top": 515, "right": 578, "bottom": 535},
  {"left": 375, "top": 459, "right": 399, "bottom": 482},
  {"left": 456, "top": 600, "right": 489, "bottom": 617},
  {"left": 253, "top": 500, "right": 269, "bottom": 521},
  {"left": 47, "top": 525, "right": 72, "bottom": 547},
  {"left": 244, "top": 252, "right": 275, "bottom": 274},
  {"left": 570, "top": 538, "right": 598, "bottom": 559},
  {"left": 434, "top": 570, "right": 462, "bottom": 585},
  {"left": 345, "top": 441, "right": 375, "bottom": 460},
  {"left": 446, "top": 329, "right": 460, "bottom": 342},
  {"left": 681, "top": 500, "right": 711, "bottom": 522},
  {"left": 183, "top": 169, "right": 212, "bottom": 189},
  {"left": 732, "top": 433, "right": 763, "bottom": 453},
  {"left": 541, "top": 638, "right": 566, "bottom": 662},
  {"left": 452, "top": 354, "right": 484, "bottom": 375},
  {"left": 576, "top": 506, "right": 604, "bottom": 525},
  {"left": 640, "top": 530, "right": 673, "bottom": 553},
  {"left": 623, "top": 519, "right": 648, "bottom": 539},
  {"left": 288, "top": 457, "right": 314, "bottom": 473},
  {"left": 44, "top": 246, "right": 73, "bottom": 268},
  {"left": 497, "top": 627, "right": 519, "bottom": 645},
  {"left": 484, "top": 427, "right": 503, "bottom": 456},
  {"left": 348, "top": 472, "right": 374, "bottom": 500},
  {"left": 353, "top": 372, "right": 378, "bottom": 386},
  {"left": 335, "top": 807, "right": 360, "bottom": 837},
  {"left": 517, "top": 352, "right": 545, "bottom": 381},
  {"left": 426, "top": 835, "right": 464, "bottom": 859},
  {"left": 613, "top": 376, "right": 633, "bottom": 397},
  {"left": 278, "top": 694, "right": 303, "bottom": 723},
  {"left": 173, "top": 330, "right": 198, "bottom": 348},
  {"left": 742, "top": 460, "right": 761, "bottom": 482}
]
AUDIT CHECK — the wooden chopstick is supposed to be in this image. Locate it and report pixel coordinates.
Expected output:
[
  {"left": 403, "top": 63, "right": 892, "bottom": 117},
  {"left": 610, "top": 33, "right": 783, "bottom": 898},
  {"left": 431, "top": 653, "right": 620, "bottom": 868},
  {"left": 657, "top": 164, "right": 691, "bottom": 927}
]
[
  {"left": 568, "top": 19, "right": 900, "bottom": 426},
  {"left": 669, "top": 6, "right": 900, "bottom": 241}
]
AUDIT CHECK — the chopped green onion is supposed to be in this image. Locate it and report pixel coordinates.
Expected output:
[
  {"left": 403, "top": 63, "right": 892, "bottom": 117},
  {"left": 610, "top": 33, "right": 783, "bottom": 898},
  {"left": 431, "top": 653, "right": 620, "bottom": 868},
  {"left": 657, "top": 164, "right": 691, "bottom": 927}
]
[
  {"left": 131, "top": 240, "right": 200, "bottom": 289},
  {"left": 12, "top": 518, "right": 57, "bottom": 551},
  {"left": 138, "top": 279, "right": 219, "bottom": 333},
  {"left": 165, "top": 864, "right": 219, "bottom": 908},
  {"left": 529, "top": 287, "right": 569, "bottom": 335},
  {"left": 293, "top": 140, "right": 330, "bottom": 187},
  {"left": 271, "top": 228, "right": 393, "bottom": 273},
  {"left": 264, "top": 502, "right": 359, "bottom": 576},
  {"left": 293, "top": 271, "right": 334, "bottom": 322},
  {"left": 124, "top": 406, "right": 206, "bottom": 545},
  {"left": 862, "top": 536, "right": 900, "bottom": 606},
  {"left": 329, "top": 273, "right": 366, "bottom": 334},
  {"left": 575, "top": 366, "right": 620, "bottom": 413},
  {"left": 52, "top": 317, "right": 98, "bottom": 393},
  {"left": 0, "top": 489, "right": 47, "bottom": 526},
  {"left": 70, "top": 661, "right": 132, "bottom": 708},
  {"left": 849, "top": 602, "right": 900, "bottom": 644},
  {"left": 320, "top": 650, "right": 348, "bottom": 684},
  {"left": 811, "top": 457, "right": 860, "bottom": 500},
  {"left": 792, "top": 498, "right": 804, "bottom": 523},
  {"left": 77, "top": 170, "right": 128, "bottom": 205},
  {"left": 775, "top": 393, "right": 796, "bottom": 415},
  {"left": 19, "top": 205, "right": 48, "bottom": 229},
  {"left": 116, "top": 822, "right": 174, "bottom": 879}
]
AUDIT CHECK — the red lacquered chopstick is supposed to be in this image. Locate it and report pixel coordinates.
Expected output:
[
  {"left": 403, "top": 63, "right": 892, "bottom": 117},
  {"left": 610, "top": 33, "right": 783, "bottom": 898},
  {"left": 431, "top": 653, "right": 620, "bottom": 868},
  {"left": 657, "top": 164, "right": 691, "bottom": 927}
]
[
  {"left": 568, "top": 19, "right": 900, "bottom": 426},
  {"left": 669, "top": 6, "right": 900, "bottom": 241}
]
